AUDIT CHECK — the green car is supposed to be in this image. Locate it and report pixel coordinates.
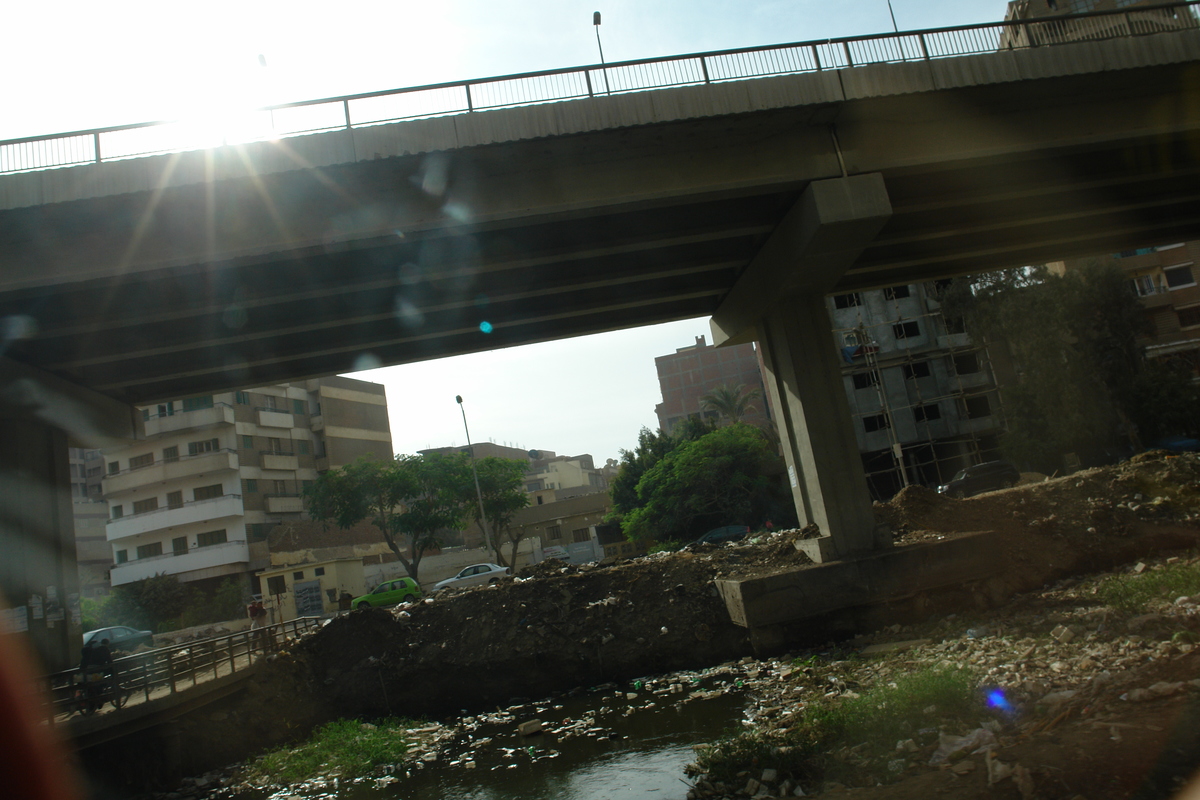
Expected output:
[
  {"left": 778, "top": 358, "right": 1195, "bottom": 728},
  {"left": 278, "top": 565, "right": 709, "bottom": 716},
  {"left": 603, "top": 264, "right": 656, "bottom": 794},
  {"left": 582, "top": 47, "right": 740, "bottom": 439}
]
[{"left": 351, "top": 577, "right": 422, "bottom": 610}]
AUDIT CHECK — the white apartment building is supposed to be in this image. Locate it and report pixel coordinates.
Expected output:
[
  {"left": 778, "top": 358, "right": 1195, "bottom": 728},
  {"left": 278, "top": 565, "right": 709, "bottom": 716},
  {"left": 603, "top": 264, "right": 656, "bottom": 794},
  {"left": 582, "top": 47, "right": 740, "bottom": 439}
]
[{"left": 101, "top": 377, "right": 392, "bottom": 591}]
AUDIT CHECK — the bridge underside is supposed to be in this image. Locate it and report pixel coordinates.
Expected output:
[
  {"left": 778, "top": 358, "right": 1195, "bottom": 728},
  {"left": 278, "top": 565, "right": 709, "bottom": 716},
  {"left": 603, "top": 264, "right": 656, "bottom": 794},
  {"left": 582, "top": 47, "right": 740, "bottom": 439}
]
[
  {"left": 1, "top": 31, "right": 1200, "bottom": 673},
  {"left": 2, "top": 54, "right": 1200, "bottom": 404}
]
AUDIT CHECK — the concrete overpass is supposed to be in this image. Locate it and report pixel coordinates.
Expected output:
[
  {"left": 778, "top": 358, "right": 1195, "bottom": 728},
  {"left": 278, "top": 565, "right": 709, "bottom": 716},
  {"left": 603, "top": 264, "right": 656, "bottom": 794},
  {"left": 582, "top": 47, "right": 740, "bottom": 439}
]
[{"left": 3, "top": 7, "right": 1200, "bottom": 663}]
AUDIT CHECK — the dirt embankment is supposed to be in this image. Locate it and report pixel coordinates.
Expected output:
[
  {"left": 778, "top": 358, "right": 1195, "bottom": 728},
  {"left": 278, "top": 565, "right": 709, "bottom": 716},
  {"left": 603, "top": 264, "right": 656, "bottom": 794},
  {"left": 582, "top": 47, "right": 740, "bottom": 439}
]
[{"left": 93, "top": 453, "right": 1200, "bottom": 789}]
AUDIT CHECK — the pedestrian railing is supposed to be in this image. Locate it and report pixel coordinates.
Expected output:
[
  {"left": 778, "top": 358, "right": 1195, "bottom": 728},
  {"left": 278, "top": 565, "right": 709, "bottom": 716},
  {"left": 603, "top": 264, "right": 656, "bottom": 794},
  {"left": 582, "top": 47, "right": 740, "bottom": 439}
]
[
  {"left": 41, "top": 616, "right": 324, "bottom": 723},
  {"left": 1, "top": 3, "right": 1196, "bottom": 176}
]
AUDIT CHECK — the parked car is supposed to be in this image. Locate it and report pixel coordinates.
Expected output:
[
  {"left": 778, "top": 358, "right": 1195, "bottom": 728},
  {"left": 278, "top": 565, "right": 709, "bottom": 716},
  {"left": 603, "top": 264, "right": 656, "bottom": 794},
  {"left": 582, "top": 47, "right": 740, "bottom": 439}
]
[
  {"left": 82, "top": 625, "right": 154, "bottom": 652},
  {"left": 433, "top": 563, "right": 511, "bottom": 592},
  {"left": 690, "top": 525, "right": 750, "bottom": 546},
  {"left": 351, "top": 577, "right": 422, "bottom": 610},
  {"left": 937, "top": 460, "right": 1021, "bottom": 498}
]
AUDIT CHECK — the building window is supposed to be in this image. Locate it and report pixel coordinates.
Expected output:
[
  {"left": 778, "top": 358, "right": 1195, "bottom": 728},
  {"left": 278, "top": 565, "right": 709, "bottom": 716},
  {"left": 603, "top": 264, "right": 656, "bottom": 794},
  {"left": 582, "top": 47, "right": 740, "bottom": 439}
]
[
  {"left": 292, "top": 399, "right": 306, "bottom": 415},
  {"left": 107, "top": 461, "right": 120, "bottom": 475},
  {"left": 235, "top": 391, "right": 250, "bottom": 405},
  {"left": 197, "top": 529, "right": 227, "bottom": 548},
  {"left": 243, "top": 479, "right": 258, "bottom": 493},
  {"left": 953, "top": 352, "right": 981, "bottom": 375},
  {"left": 172, "top": 537, "right": 188, "bottom": 556},
  {"left": 86, "top": 466, "right": 101, "bottom": 478},
  {"left": 1178, "top": 306, "right": 1200, "bottom": 328},
  {"left": 1164, "top": 264, "right": 1196, "bottom": 289},
  {"left": 268, "top": 437, "right": 283, "bottom": 454},
  {"left": 193, "top": 484, "right": 223, "bottom": 501},
  {"left": 314, "top": 567, "right": 325, "bottom": 576},
  {"left": 158, "top": 403, "right": 174, "bottom": 417},
  {"left": 903, "top": 361, "right": 931, "bottom": 380},
  {"left": 115, "top": 550, "right": 128, "bottom": 564},
  {"left": 962, "top": 395, "right": 992, "bottom": 419},
  {"left": 1130, "top": 275, "right": 1160, "bottom": 297},
  {"left": 136, "top": 542, "right": 163, "bottom": 559},
  {"left": 110, "top": 505, "right": 123, "bottom": 520},
  {"left": 883, "top": 285, "right": 911, "bottom": 300},
  {"left": 166, "top": 491, "right": 183, "bottom": 509},
  {"left": 297, "top": 441, "right": 310, "bottom": 456},
  {"left": 863, "top": 414, "right": 891, "bottom": 433},
  {"left": 851, "top": 371, "right": 879, "bottom": 390},
  {"left": 142, "top": 408, "right": 150, "bottom": 421},
  {"left": 892, "top": 321, "right": 921, "bottom": 339},
  {"left": 188, "top": 438, "right": 219, "bottom": 456},
  {"left": 162, "top": 445, "right": 179, "bottom": 463},
  {"left": 293, "top": 571, "right": 304, "bottom": 580},
  {"left": 247, "top": 523, "right": 276, "bottom": 542},
  {"left": 182, "top": 395, "right": 214, "bottom": 412},
  {"left": 833, "top": 293, "right": 862, "bottom": 309},
  {"left": 129, "top": 453, "right": 154, "bottom": 470},
  {"left": 132, "top": 497, "right": 159, "bottom": 515},
  {"left": 547, "top": 525, "right": 562, "bottom": 541},
  {"left": 914, "top": 404, "right": 942, "bottom": 422},
  {"left": 266, "top": 576, "right": 286, "bottom": 595},
  {"left": 572, "top": 529, "right": 590, "bottom": 543},
  {"left": 242, "top": 435, "right": 254, "bottom": 449}
]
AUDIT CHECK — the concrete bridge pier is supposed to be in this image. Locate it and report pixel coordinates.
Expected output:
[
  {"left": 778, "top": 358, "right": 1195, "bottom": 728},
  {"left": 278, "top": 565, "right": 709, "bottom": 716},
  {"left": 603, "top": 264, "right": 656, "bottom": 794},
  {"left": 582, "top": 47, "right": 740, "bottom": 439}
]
[
  {"left": 711, "top": 173, "right": 892, "bottom": 563},
  {"left": 0, "top": 358, "right": 137, "bottom": 671}
]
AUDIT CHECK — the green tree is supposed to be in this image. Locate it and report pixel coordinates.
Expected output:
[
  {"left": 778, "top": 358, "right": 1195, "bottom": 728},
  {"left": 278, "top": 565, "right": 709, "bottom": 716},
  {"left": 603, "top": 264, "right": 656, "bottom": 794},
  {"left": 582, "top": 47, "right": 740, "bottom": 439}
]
[
  {"left": 609, "top": 419, "right": 716, "bottom": 520},
  {"left": 305, "top": 454, "right": 473, "bottom": 584},
  {"left": 699, "top": 383, "right": 763, "bottom": 425},
  {"left": 467, "top": 457, "right": 530, "bottom": 568},
  {"left": 622, "top": 423, "right": 786, "bottom": 544},
  {"left": 941, "top": 261, "right": 1196, "bottom": 470}
]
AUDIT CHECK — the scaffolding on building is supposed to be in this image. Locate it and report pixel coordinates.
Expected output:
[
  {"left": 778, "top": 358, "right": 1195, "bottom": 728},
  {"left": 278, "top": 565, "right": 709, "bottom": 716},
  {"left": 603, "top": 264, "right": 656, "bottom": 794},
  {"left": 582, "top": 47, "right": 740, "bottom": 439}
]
[{"left": 830, "top": 283, "right": 1006, "bottom": 500}]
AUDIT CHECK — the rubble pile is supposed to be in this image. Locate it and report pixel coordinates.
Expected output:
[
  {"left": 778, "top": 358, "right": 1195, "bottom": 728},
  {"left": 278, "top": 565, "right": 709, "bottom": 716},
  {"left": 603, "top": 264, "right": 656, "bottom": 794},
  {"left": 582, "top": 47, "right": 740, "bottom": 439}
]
[{"left": 126, "top": 453, "right": 1200, "bottom": 797}]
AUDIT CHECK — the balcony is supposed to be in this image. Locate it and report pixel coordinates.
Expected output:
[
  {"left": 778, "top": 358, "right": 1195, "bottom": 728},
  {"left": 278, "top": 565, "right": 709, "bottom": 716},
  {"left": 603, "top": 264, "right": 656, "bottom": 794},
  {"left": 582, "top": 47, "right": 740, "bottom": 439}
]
[
  {"left": 937, "top": 332, "right": 972, "bottom": 350},
  {"left": 266, "top": 495, "right": 304, "bottom": 513},
  {"left": 261, "top": 453, "right": 299, "bottom": 471},
  {"left": 309, "top": 414, "right": 324, "bottom": 432},
  {"left": 106, "top": 494, "right": 244, "bottom": 542},
  {"left": 952, "top": 371, "right": 993, "bottom": 391},
  {"left": 1136, "top": 288, "right": 1175, "bottom": 309},
  {"left": 256, "top": 408, "right": 294, "bottom": 429},
  {"left": 103, "top": 450, "right": 239, "bottom": 495},
  {"left": 143, "top": 403, "right": 234, "bottom": 437},
  {"left": 110, "top": 539, "right": 250, "bottom": 586}
]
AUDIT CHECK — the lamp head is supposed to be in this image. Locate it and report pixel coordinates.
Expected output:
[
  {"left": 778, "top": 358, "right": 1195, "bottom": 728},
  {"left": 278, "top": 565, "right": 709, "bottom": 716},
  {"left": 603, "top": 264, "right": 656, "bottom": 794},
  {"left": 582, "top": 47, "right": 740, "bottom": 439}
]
[
  {"left": 593, "top": 11, "right": 601, "bottom": 25},
  {"left": 455, "top": 395, "right": 463, "bottom": 404}
]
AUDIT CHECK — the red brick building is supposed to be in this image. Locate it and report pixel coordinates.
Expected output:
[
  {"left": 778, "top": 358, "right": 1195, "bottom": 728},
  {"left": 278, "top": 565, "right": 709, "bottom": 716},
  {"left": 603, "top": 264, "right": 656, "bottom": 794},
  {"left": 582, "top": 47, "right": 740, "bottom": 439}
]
[{"left": 654, "top": 335, "right": 771, "bottom": 433}]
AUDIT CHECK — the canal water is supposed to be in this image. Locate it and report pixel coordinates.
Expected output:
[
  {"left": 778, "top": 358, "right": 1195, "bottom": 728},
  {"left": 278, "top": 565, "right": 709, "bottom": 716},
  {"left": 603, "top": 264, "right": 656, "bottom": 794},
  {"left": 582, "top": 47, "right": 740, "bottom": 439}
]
[{"left": 232, "top": 674, "right": 750, "bottom": 800}]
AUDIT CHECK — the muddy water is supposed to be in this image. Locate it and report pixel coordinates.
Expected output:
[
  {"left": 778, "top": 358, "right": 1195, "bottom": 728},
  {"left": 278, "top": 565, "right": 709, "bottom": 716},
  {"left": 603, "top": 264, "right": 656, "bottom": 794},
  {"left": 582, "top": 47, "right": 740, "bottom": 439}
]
[{"left": 236, "top": 678, "right": 748, "bottom": 800}]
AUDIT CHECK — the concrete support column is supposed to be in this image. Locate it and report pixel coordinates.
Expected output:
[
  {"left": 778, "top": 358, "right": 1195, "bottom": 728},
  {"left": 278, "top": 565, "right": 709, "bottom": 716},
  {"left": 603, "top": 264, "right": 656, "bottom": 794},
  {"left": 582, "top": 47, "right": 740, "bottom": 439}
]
[
  {"left": 1, "top": 358, "right": 138, "bottom": 671},
  {"left": 710, "top": 174, "right": 892, "bottom": 563},
  {"left": 758, "top": 294, "right": 881, "bottom": 562},
  {"left": 0, "top": 417, "right": 81, "bottom": 672}
]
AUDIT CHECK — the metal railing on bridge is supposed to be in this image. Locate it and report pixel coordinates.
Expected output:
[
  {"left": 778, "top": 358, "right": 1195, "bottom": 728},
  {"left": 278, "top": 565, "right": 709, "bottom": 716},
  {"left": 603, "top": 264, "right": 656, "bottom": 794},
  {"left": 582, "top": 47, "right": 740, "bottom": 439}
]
[
  {"left": 1, "top": 2, "right": 1197, "bottom": 175},
  {"left": 41, "top": 616, "right": 323, "bottom": 723}
]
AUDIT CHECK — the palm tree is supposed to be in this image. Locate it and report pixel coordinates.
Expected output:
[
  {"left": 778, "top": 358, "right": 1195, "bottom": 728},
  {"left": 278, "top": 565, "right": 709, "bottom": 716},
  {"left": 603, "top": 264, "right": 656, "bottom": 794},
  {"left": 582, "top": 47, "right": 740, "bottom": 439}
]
[{"left": 699, "top": 384, "right": 763, "bottom": 425}]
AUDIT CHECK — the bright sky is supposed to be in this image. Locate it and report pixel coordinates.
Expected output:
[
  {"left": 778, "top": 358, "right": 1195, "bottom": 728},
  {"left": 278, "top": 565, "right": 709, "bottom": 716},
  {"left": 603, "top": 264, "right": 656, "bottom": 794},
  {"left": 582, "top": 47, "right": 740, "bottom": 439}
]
[{"left": 7, "top": 0, "right": 1008, "bottom": 463}]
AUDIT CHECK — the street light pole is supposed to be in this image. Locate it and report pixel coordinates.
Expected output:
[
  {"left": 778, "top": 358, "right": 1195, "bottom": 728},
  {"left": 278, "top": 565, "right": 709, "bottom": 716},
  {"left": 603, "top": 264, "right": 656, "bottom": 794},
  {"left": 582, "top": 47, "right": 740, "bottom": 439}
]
[
  {"left": 456, "top": 395, "right": 497, "bottom": 563},
  {"left": 886, "top": 0, "right": 899, "bottom": 32},
  {"left": 593, "top": 11, "right": 611, "bottom": 95}
]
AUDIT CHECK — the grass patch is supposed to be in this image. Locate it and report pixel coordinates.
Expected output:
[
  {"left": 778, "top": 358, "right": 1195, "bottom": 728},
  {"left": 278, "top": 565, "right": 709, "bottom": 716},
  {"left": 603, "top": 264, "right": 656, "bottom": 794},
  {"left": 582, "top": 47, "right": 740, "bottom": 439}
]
[
  {"left": 691, "top": 665, "right": 982, "bottom": 786},
  {"left": 1097, "top": 560, "right": 1200, "bottom": 613},
  {"left": 243, "top": 717, "right": 419, "bottom": 785}
]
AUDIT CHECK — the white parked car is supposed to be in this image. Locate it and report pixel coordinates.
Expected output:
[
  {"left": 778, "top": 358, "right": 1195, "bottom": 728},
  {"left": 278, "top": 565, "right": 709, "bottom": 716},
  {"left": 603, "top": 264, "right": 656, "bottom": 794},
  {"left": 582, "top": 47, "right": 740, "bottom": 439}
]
[{"left": 433, "top": 563, "right": 511, "bottom": 592}]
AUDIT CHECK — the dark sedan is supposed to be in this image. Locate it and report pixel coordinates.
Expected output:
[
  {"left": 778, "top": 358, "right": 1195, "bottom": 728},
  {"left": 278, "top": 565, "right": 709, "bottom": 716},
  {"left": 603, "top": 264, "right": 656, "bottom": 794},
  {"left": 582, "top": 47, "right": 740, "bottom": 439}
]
[{"left": 82, "top": 625, "right": 154, "bottom": 652}]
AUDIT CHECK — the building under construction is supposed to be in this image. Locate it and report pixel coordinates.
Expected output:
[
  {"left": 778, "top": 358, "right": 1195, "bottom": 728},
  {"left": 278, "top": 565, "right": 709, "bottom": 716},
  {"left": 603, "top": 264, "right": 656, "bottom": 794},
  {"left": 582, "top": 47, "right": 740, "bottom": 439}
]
[{"left": 828, "top": 283, "right": 1005, "bottom": 500}]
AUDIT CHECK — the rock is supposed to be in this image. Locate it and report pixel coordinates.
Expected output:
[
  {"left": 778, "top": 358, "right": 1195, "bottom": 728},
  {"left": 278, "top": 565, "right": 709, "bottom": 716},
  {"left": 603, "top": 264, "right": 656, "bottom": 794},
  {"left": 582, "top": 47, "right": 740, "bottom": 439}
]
[
  {"left": 518, "top": 720, "right": 544, "bottom": 736},
  {"left": 860, "top": 639, "right": 931, "bottom": 655},
  {"left": 744, "top": 777, "right": 762, "bottom": 795},
  {"left": 951, "top": 760, "right": 977, "bottom": 774},
  {"left": 1051, "top": 624, "right": 1076, "bottom": 644},
  {"left": 761, "top": 767, "right": 778, "bottom": 783}
]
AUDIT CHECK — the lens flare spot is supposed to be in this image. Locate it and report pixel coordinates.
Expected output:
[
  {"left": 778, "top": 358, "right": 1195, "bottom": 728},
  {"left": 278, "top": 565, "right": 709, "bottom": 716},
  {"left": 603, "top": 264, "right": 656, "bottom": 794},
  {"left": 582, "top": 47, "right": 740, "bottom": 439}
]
[
  {"left": 393, "top": 297, "right": 425, "bottom": 328},
  {"left": 353, "top": 353, "right": 383, "bottom": 372},
  {"left": 1, "top": 315, "right": 38, "bottom": 341},
  {"left": 986, "top": 688, "right": 1012, "bottom": 712},
  {"left": 479, "top": 321, "right": 494, "bottom": 334}
]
